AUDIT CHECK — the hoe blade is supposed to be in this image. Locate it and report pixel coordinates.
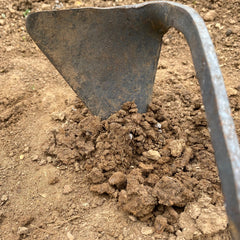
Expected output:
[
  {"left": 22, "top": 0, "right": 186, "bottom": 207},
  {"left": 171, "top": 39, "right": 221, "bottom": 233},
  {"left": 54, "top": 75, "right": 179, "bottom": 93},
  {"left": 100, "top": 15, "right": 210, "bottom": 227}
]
[{"left": 26, "top": 7, "right": 163, "bottom": 119}]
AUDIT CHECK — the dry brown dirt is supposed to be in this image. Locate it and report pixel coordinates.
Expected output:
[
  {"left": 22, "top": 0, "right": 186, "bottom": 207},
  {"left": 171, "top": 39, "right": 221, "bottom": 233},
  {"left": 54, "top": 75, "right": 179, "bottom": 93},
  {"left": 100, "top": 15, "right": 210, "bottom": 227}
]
[{"left": 0, "top": 0, "right": 240, "bottom": 239}]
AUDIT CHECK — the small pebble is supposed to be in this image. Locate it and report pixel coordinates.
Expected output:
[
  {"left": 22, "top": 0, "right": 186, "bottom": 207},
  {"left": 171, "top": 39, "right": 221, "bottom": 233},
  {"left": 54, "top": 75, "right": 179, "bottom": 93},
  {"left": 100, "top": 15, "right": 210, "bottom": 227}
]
[
  {"left": 227, "top": 87, "right": 238, "bottom": 97},
  {"left": 74, "top": 162, "right": 80, "bottom": 172},
  {"left": 17, "top": 226, "right": 29, "bottom": 235},
  {"left": 48, "top": 176, "right": 59, "bottom": 185},
  {"left": 163, "top": 38, "right": 170, "bottom": 45},
  {"left": 225, "top": 29, "right": 233, "bottom": 36},
  {"left": 31, "top": 155, "right": 39, "bottom": 161},
  {"left": 39, "top": 193, "right": 47, "bottom": 198},
  {"left": 63, "top": 185, "right": 73, "bottom": 194},
  {"left": 141, "top": 226, "right": 154, "bottom": 235},
  {"left": 182, "top": 61, "right": 188, "bottom": 65},
  {"left": 23, "top": 147, "right": 29, "bottom": 153},
  {"left": 41, "top": 3, "right": 51, "bottom": 10},
  {"left": 204, "top": 10, "right": 217, "bottom": 21},
  {"left": 46, "top": 156, "right": 52, "bottom": 163},
  {"left": 1, "top": 195, "right": 8, "bottom": 204},
  {"left": 19, "top": 155, "right": 24, "bottom": 160},
  {"left": 67, "top": 231, "right": 75, "bottom": 240},
  {"left": 129, "top": 133, "right": 133, "bottom": 140},
  {"left": 228, "top": 19, "right": 236, "bottom": 24},
  {"left": 168, "top": 139, "right": 185, "bottom": 157},
  {"left": 0, "top": 19, "right": 5, "bottom": 26},
  {"left": 128, "top": 215, "right": 137, "bottom": 222},
  {"left": 143, "top": 150, "right": 161, "bottom": 161},
  {"left": 51, "top": 111, "right": 66, "bottom": 121},
  {"left": 215, "top": 23, "right": 223, "bottom": 30},
  {"left": 118, "top": 234, "right": 124, "bottom": 240},
  {"left": 82, "top": 202, "right": 90, "bottom": 209},
  {"left": 38, "top": 159, "right": 46, "bottom": 166}
]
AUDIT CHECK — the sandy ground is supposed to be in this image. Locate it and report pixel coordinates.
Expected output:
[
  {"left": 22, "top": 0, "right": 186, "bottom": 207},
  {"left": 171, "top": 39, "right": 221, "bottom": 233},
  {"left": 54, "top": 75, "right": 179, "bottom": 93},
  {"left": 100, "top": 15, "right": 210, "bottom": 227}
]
[{"left": 0, "top": 0, "right": 240, "bottom": 239}]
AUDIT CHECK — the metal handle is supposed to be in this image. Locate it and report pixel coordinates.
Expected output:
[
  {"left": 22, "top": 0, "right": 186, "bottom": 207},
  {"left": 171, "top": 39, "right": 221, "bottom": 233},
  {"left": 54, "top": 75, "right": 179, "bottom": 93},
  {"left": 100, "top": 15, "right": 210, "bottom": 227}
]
[{"left": 152, "top": 1, "right": 240, "bottom": 238}]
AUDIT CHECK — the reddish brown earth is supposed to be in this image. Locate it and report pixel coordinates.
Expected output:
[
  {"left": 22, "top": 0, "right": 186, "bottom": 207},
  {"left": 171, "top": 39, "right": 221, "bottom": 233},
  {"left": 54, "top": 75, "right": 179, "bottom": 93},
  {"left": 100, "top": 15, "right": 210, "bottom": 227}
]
[{"left": 0, "top": 0, "right": 240, "bottom": 239}]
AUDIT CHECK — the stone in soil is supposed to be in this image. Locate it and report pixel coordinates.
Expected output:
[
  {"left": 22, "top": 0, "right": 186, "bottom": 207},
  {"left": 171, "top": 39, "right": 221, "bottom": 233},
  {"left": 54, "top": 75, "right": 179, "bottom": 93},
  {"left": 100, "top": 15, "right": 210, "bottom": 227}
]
[
  {"left": 17, "top": 226, "right": 29, "bottom": 236},
  {"left": 0, "top": 19, "right": 5, "bottom": 26},
  {"left": 1, "top": 195, "right": 8, "bottom": 205},
  {"left": 203, "top": 10, "right": 217, "bottom": 21},
  {"left": 67, "top": 231, "right": 75, "bottom": 240},
  {"left": 141, "top": 226, "right": 154, "bottom": 235},
  {"left": 31, "top": 154, "right": 39, "bottom": 161},
  {"left": 168, "top": 139, "right": 185, "bottom": 157},
  {"left": 142, "top": 150, "right": 161, "bottom": 161}
]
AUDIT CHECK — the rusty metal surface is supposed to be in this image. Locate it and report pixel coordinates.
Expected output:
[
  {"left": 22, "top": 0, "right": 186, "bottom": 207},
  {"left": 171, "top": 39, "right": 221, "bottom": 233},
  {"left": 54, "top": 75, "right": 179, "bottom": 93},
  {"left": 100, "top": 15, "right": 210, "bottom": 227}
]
[
  {"left": 26, "top": 1, "right": 240, "bottom": 238},
  {"left": 26, "top": 7, "right": 163, "bottom": 119}
]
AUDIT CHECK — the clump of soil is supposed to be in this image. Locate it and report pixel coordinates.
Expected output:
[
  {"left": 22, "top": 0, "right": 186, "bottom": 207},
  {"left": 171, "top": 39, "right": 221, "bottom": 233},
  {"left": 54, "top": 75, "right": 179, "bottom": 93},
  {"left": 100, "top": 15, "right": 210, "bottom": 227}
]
[{"left": 42, "top": 99, "right": 229, "bottom": 238}]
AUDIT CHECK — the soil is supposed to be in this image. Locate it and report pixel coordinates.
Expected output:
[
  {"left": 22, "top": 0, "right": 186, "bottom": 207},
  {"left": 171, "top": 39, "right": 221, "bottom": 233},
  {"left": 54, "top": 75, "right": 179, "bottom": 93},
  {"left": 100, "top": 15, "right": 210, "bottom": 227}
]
[{"left": 0, "top": 0, "right": 240, "bottom": 239}]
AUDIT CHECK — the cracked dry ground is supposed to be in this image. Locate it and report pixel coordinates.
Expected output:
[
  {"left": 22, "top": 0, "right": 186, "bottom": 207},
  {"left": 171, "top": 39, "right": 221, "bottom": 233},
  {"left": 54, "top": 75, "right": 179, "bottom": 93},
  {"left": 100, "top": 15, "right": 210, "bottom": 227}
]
[{"left": 0, "top": 0, "right": 240, "bottom": 239}]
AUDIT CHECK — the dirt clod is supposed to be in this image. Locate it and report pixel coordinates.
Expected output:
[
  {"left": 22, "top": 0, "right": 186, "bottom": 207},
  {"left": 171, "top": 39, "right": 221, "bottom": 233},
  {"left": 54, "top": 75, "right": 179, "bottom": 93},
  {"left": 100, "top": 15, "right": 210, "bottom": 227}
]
[
  {"left": 154, "top": 215, "right": 168, "bottom": 233},
  {"left": 143, "top": 150, "right": 161, "bottom": 161},
  {"left": 48, "top": 175, "right": 59, "bottom": 185},
  {"left": 178, "top": 195, "right": 228, "bottom": 239},
  {"left": 141, "top": 226, "right": 154, "bottom": 235},
  {"left": 90, "top": 182, "right": 115, "bottom": 196},
  {"left": 87, "top": 167, "right": 105, "bottom": 184},
  {"left": 118, "top": 169, "right": 157, "bottom": 218},
  {"left": 153, "top": 176, "right": 194, "bottom": 207},
  {"left": 108, "top": 172, "right": 127, "bottom": 189},
  {"left": 51, "top": 111, "right": 66, "bottom": 121},
  {"left": 168, "top": 139, "right": 185, "bottom": 157}
]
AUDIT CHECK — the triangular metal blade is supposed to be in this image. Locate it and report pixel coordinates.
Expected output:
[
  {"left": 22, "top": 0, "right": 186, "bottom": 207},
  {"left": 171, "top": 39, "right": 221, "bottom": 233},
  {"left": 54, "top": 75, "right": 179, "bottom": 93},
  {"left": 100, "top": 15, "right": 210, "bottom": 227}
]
[{"left": 26, "top": 7, "right": 163, "bottom": 119}]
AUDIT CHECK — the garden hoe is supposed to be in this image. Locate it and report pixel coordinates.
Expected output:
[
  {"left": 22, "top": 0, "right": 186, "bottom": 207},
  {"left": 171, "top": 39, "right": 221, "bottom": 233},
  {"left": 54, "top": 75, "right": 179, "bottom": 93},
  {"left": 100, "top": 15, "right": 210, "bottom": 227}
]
[{"left": 26, "top": 1, "right": 240, "bottom": 238}]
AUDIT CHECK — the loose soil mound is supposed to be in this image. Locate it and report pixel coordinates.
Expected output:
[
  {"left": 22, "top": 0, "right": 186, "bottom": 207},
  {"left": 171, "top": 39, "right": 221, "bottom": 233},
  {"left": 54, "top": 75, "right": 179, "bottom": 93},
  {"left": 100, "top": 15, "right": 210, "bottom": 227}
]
[{"left": 42, "top": 95, "right": 230, "bottom": 238}]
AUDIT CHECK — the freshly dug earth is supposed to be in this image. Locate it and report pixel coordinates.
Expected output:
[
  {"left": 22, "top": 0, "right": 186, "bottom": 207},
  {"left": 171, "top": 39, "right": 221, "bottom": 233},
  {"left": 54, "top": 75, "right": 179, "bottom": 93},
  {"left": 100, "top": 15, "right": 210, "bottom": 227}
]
[
  {"left": 43, "top": 97, "right": 228, "bottom": 239},
  {"left": 1, "top": 0, "right": 240, "bottom": 239}
]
